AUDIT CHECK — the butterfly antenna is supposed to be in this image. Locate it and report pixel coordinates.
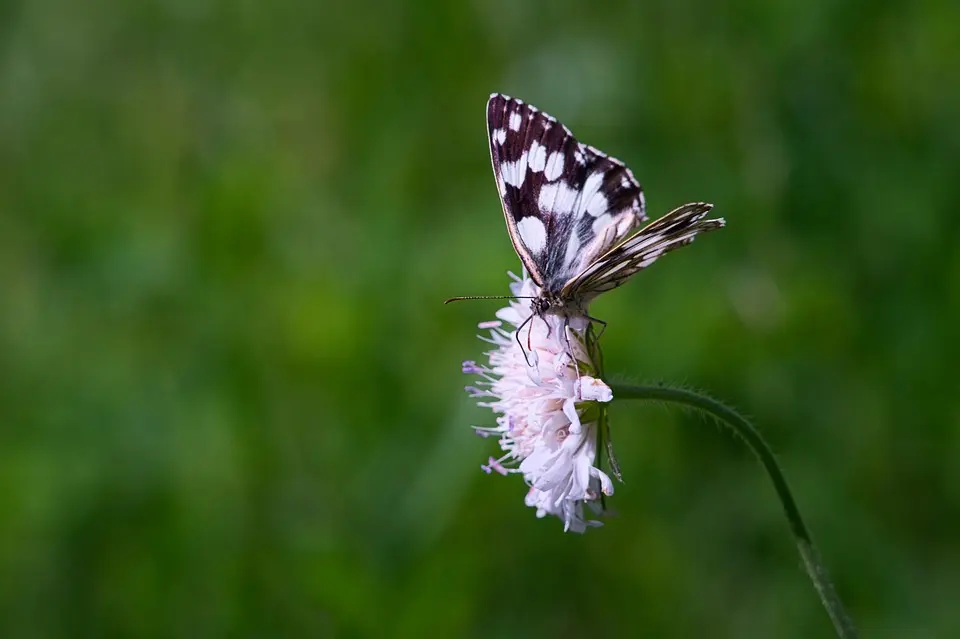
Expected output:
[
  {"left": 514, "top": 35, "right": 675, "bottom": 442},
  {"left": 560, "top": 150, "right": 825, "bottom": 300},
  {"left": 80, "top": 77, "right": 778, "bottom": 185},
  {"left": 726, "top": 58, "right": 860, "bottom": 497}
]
[{"left": 444, "top": 295, "right": 535, "bottom": 304}]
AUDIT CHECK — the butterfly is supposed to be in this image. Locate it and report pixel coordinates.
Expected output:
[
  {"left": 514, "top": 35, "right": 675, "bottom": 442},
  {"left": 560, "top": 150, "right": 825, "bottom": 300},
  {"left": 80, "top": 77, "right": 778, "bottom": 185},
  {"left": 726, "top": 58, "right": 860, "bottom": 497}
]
[{"left": 482, "top": 93, "right": 725, "bottom": 331}]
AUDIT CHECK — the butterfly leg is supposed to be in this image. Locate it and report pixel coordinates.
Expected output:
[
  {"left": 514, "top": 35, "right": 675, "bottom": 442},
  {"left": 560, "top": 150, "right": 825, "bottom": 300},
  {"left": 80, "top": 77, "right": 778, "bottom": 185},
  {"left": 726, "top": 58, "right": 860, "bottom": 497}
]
[
  {"left": 584, "top": 313, "right": 608, "bottom": 341},
  {"left": 541, "top": 315, "right": 554, "bottom": 339},
  {"left": 558, "top": 317, "right": 586, "bottom": 399},
  {"left": 514, "top": 313, "right": 536, "bottom": 368}
]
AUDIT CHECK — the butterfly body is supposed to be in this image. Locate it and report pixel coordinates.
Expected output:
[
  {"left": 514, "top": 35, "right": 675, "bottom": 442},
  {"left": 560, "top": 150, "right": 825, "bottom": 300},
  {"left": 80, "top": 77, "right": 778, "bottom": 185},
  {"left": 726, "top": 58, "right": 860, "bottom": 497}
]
[{"left": 486, "top": 93, "right": 725, "bottom": 329}]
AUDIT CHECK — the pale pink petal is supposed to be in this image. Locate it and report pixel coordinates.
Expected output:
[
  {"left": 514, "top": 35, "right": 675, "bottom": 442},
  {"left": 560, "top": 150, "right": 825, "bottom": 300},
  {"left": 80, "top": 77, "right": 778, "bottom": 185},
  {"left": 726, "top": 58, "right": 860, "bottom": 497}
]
[{"left": 461, "top": 274, "right": 617, "bottom": 533}]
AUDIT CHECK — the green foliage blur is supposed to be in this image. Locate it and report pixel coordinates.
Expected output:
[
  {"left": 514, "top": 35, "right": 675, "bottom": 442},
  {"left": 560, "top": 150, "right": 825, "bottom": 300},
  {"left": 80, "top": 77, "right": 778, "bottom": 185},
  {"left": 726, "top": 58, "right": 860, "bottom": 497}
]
[{"left": 1, "top": 0, "right": 958, "bottom": 636}]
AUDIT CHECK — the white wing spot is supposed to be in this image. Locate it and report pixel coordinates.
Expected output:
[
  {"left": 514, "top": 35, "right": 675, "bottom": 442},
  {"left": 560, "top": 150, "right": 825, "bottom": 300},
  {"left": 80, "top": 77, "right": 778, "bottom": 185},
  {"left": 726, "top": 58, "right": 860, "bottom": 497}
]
[
  {"left": 509, "top": 112, "right": 522, "bottom": 131},
  {"left": 493, "top": 128, "right": 506, "bottom": 145},
  {"left": 544, "top": 151, "right": 565, "bottom": 181},
  {"left": 580, "top": 173, "right": 607, "bottom": 217},
  {"left": 620, "top": 176, "right": 631, "bottom": 188},
  {"left": 538, "top": 181, "right": 580, "bottom": 215},
  {"left": 517, "top": 216, "right": 547, "bottom": 253},
  {"left": 528, "top": 141, "right": 546, "bottom": 172},
  {"left": 574, "top": 148, "right": 586, "bottom": 165},
  {"left": 591, "top": 213, "right": 613, "bottom": 236},
  {"left": 501, "top": 151, "right": 529, "bottom": 188},
  {"left": 617, "top": 211, "right": 637, "bottom": 234},
  {"left": 587, "top": 192, "right": 608, "bottom": 217}
]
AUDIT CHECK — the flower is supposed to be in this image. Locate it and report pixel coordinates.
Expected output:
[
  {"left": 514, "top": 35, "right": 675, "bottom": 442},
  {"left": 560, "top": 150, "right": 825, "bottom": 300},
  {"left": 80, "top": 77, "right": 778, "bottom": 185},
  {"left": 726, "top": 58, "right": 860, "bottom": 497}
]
[{"left": 463, "top": 273, "right": 615, "bottom": 533}]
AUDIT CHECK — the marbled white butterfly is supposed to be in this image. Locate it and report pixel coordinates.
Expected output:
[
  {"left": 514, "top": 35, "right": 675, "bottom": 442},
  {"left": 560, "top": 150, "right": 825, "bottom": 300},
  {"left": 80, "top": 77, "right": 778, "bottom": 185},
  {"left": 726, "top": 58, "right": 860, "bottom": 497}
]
[{"left": 450, "top": 93, "right": 725, "bottom": 348}]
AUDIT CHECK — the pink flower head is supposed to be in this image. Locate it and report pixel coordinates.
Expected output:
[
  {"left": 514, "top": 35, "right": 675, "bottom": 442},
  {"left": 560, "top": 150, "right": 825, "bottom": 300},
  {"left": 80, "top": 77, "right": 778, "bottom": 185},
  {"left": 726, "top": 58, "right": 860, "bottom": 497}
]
[{"left": 465, "top": 273, "right": 615, "bottom": 533}]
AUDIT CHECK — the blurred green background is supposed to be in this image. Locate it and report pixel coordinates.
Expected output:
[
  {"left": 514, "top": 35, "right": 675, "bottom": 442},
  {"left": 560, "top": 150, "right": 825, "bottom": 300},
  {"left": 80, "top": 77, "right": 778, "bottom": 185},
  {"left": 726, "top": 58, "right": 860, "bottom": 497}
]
[{"left": 1, "top": 0, "right": 958, "bottom": 636}]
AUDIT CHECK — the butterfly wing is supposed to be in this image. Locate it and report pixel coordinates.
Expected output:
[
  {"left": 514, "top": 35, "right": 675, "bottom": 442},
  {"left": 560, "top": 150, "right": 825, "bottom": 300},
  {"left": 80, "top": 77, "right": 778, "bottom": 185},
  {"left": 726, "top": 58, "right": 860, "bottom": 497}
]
[
  {"left": 561, "top": 202, "right": 725, "bottom": 303},
  {"left": 486, "top": 93, "right": 646, "bottom": 292}
]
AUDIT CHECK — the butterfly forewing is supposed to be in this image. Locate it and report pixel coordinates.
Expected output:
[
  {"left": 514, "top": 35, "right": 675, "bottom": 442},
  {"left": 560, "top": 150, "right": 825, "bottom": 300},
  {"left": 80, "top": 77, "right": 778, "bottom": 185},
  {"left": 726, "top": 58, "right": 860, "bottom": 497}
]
[{"left": 486, "top": 94, "right": 646, "bottom": 293}]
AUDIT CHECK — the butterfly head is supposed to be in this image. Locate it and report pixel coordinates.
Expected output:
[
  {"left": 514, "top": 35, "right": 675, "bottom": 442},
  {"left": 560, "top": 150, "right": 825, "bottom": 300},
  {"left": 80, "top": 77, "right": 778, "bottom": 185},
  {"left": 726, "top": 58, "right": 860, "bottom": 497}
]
[
  {"left": 531, "top": 290, "right": 584, "bottom": 320},
  {"left": 531, "top": 295, "right": 552, "bottom": 317}
]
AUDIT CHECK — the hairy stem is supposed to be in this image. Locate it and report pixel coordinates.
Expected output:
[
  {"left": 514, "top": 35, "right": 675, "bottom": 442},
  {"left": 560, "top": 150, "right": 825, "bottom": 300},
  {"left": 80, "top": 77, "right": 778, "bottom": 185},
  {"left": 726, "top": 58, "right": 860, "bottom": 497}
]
[{"left": 610, "top": 383, "right": 858, "bottom": 639}]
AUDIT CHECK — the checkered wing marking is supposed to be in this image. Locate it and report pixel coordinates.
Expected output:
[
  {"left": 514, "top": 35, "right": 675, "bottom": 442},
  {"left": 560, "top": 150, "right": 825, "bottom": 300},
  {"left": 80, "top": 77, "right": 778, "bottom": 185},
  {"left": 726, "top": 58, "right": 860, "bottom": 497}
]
[
  {"left": 486, "top": 93, "right": 646, "bottom": 293},
  {"left": 562, "top": 202, "right": 726, "bottom": 303}
]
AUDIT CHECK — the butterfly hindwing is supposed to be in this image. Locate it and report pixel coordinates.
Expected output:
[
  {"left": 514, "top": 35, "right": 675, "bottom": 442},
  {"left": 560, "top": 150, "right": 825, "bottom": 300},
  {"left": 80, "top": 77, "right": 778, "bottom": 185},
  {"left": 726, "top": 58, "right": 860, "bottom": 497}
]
[
  {"left": 563, "top": 202, "right": 725, "bottom": 302},
  {"left": 486, "top": 94, "right": 646, "bottom": 292}
]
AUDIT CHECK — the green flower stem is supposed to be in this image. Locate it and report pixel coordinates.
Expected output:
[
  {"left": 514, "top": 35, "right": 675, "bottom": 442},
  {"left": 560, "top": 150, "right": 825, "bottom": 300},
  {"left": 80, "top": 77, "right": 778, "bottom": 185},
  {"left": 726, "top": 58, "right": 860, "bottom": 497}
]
[{"left": 609, "top": 383, "right": 858, "bottom": 639}]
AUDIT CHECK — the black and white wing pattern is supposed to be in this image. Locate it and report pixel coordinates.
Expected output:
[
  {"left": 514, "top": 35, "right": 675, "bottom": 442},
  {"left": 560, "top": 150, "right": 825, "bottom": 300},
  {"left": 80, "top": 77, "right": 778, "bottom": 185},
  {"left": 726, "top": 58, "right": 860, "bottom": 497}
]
[
  {"left": 561, "top": 202, "right": 725, "bottom": 305},
  {"left": 487, "top": 92, "right": 725, "bottom": 317},
  {"left": 487, "top": 93, "right": 646, "bottom": 294}
]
